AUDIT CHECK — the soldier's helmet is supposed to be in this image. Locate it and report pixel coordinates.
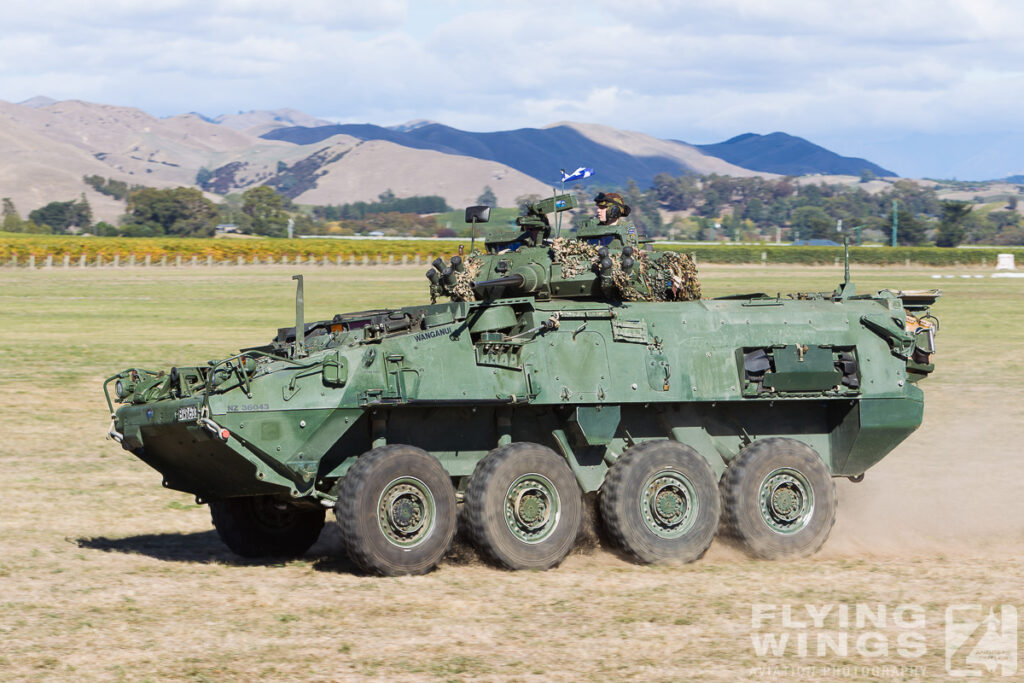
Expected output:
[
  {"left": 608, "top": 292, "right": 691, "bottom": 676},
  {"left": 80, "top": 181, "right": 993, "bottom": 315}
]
[{"left": 594, "top": 192, "right": 631, "bottom": 225}]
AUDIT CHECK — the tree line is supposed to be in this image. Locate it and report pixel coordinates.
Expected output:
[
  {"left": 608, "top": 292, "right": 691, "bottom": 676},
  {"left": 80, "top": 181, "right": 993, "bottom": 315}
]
[
  {"left": 1, "top": 182, "right": 454, "bottom": 239},
  {"left": 604, "top": 173, "right": 1023, "bottom": 246},
  {"left": 3, "top": 173, "right": 1021, "bottom": 246}
]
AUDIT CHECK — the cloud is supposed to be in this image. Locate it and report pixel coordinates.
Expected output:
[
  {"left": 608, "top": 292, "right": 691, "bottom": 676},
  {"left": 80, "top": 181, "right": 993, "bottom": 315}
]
[{"left": 0, "top": 0, "right": 1022, "bottom": 176}]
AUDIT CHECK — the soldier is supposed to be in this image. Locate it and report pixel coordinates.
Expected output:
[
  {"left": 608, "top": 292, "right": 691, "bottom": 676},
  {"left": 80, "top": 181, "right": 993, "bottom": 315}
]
[{"left": 594, "top": 192, "right": 631, "bottom": 226}]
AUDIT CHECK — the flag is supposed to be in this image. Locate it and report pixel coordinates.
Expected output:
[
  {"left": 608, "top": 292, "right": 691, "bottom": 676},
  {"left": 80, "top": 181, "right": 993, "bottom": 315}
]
[{"left": 560, "top": 167, "right": 594, "bottom": 183}]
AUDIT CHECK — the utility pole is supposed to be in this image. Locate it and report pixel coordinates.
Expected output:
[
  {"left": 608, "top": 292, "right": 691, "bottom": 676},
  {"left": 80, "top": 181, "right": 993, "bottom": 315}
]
[
  {"left": 891, "top": 200, "right": 898, "bottom": 247},
  {"left": 852, "top": 225, "right": 865, "bottom": 246}
]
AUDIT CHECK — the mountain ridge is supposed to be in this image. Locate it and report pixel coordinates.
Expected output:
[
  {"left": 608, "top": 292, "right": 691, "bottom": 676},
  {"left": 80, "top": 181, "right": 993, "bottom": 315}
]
[
  {"left": 693, "top": 131, "right": 896, "bottom": 177},
  {"left": 0, "top": 98, "right": 904, "bottom": 222}
]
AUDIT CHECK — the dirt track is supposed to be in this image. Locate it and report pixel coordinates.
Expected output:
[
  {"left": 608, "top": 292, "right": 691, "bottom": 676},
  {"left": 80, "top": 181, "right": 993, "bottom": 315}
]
[{"left": 1, "top": 266, "right": 1021, "bottom": 681}]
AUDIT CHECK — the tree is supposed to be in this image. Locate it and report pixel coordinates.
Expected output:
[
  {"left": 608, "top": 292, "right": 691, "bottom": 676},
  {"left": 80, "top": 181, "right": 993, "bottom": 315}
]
[
  {"left": 887, "top": 205, "right": 926, "bottom": 246},
  {"left": 743, "top": 197, "right": 765, "bottom": 224},
  {"left": 27, "top": 196, "right": 91, "bottom": 232},
  {"left": 124, "top": 187, "right": 219, "bottom": 236},
  {"left": 859, "top": 169, "right": 876, "bottom": 183},
  {"left": 2, "top": 198, "right": 21, "bottom": 232},
  {"left": 790, "top": 206, "right": 833, "bottom": 240},
  {"left": 476, "top": 186, "right": 497, "bottom": 208},
  {"left": 20, "top": 219, "right": 50, "bottom": 234},
  {"left": 697, "top": 188, "right": 720, "bottom": 217},
  {"left": 195, "top": 167, "right": 213, "bottom": 190},
  {"left": 241, "top": 185, "right": 289, "bottom": 237},
  {"left": 935, "top": 201, "right": 972, "bottom": 247}
]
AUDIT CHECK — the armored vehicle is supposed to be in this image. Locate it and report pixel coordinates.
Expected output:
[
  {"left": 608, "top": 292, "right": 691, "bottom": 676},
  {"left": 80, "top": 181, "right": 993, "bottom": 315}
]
[{"left": 105, "top": 194, "right": 940, "bottom": 575}]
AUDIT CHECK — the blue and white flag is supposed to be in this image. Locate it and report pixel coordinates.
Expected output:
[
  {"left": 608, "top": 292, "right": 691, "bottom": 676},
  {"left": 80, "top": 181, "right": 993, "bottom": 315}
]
[{"left": 560, "top": 166, "right": 594, "bottom": 183}]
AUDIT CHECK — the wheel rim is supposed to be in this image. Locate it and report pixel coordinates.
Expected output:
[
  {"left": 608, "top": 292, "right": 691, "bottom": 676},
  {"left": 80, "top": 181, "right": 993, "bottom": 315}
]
[
  {"left": 504, "top": 473, "right": 561, "bottom": 544},
  {"left": 758, "top": 467, "right": 814, "bottom": 535},
  {"left": 640, "top": 469, "right": 699, "bottom": 539},
  {"left": 377, "top": 477, "right": 435, "bottom": 548},
  {"left": 251, "top": 497, "right": 299, "bottom": 530}
]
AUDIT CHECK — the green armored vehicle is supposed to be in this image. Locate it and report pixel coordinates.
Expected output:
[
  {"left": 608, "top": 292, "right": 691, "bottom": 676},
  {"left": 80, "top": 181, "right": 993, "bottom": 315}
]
[{"left": 105, "top": 194, "right": 940, "bottom": 575}]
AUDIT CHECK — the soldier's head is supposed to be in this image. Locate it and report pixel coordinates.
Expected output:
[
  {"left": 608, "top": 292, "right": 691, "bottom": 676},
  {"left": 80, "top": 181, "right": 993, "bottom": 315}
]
[{"left": 594, "top": 192, "right": 630, "bottom": 225}]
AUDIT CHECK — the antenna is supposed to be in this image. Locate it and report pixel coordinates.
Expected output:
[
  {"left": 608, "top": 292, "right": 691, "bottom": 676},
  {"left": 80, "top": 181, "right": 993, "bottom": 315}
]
[
  {"left": 554, "top": 187, "right": 562, "bottom": 238},
  {"left": 844, "top": 236, "right": 850, "bottom": 289},
  {"left": 292, "top": 274, "right": 306, "bottom": 357},
  {"left": 834, "top": 236, "right": 855, "bottom": 299}
]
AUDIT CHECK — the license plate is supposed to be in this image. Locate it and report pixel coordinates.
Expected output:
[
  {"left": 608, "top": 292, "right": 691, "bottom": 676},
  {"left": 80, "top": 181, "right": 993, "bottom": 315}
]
[{"left": 176, "top": 405, "right": 200, "bottom": 422}]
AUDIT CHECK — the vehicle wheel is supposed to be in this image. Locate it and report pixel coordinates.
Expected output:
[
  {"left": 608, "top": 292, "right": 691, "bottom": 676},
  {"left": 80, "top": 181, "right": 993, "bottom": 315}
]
[
  {"left": 600, "top": 440, "right": 720, "bottom": 564},
  {"left": 464, "top": 442, "right": 582, "bottom": 570},
  {"left": 720, "top": 438, "right": 836, "bottom": 559},
  {"left": 335, "top": 444, "right": 457, "bottom": 576},
  {"left": 209, "top": 495, "right": 325, "bottom": 558}
]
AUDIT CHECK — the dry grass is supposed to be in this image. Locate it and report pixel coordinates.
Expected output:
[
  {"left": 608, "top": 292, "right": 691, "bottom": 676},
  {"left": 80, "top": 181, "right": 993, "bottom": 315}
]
[{"left": 1, "top": 264, "right": 1021, "bottom": 681}]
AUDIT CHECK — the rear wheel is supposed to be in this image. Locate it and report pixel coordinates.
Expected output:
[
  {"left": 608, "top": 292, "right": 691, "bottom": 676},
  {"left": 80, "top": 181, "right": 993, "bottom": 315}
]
[
  {"left": 600, "top": 441, "right": 720, "bottom": 564},
  {"left": 464, "top": 442, "right": 582, "bottom": 570},
  {"left": 335, "top": 445, "right": 457, "bottom": 576},
  {"left": 720, "top": 438, "right": 836, "bottom": 559},
  {"left": 210, "top": 496, "right": 325, "bottom": 558}
]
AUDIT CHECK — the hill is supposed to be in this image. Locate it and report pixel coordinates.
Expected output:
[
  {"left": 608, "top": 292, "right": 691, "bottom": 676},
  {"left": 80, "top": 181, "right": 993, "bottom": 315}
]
[
  {"left": 694, "top": 132, "right": 896, "bottom": 177},
  {"left": 261, "top": 121, "right": 758, "bottom": 188},
  {"left": 1, "top": 97, "right": 904, "bottom": 224}
]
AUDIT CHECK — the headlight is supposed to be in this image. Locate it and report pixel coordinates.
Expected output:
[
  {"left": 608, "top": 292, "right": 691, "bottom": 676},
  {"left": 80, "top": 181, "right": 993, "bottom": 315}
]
[{"left": 115, "top": 379, "right": 125, "bottom": 399}]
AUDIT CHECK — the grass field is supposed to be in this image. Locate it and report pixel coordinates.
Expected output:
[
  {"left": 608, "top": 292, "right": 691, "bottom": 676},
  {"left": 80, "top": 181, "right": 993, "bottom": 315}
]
[{"left": 1, "top": 264, "right": 1022, "bottom": 681}]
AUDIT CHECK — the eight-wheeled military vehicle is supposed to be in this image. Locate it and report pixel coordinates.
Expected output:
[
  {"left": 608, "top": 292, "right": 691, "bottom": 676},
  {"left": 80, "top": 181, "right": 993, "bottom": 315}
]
[{"left": 105, "top": 194, "right": 940, "bottom": 575}]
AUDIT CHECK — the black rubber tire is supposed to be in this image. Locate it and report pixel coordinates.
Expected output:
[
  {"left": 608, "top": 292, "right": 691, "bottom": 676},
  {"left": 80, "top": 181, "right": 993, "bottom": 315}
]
[
  {"left": 335, "top": 444, "right": 457, "bottom": 576},
  {"left": 720, "top": 438, "right": 837, "bottom": 560},
  {"left": 600, "top": 440, "right": 720, "bottom": 564},
  {"left": 464, "top": 442, "right": 582, "bottom": 570},
  {"left": 209, "top": 495, "right": 325, "bottom": 558}
]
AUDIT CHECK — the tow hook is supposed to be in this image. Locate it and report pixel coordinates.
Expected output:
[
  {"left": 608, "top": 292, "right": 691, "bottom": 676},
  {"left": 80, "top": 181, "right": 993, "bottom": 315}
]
[
  {"left": 108, "top": 417, "right": 124, "bottom": 444},
  {"left": 200, "top": 417, "right": 231, "bottom": 441}
]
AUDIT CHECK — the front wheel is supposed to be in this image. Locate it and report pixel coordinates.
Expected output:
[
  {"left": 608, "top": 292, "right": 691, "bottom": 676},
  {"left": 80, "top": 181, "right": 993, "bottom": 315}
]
[
  {"left": 335, "top": 445, "right": 457, "bottom": 576},
  {"left": 464, "top": 442, "right": 582, "bottom": 570},
  {"left": 209, "top": 496, "right": 325, "bottom": 558},
  {"left": 600, "top": 441, "right": 720, "bottom": 564},
  {"left": 720, "top": 438, "right": 836, "bottom": 559}
]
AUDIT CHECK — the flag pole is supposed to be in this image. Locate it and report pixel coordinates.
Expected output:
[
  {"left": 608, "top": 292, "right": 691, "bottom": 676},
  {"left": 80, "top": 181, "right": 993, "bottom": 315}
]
[{"left": 557, "top": 173, "right": 565, "bottom": 238}]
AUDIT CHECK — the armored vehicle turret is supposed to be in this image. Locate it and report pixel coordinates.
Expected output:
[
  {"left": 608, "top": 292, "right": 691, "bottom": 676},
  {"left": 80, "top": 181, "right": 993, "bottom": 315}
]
[{"left": 105, "top": 194, "right": 940, "bottom": 575}]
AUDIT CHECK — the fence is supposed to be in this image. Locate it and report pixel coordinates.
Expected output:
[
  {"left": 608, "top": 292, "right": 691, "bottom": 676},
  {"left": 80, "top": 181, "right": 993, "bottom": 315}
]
[
  {"left": 2, "top": 238, "right": 1023, "bottom": 269},
  {"left": 2, "top": 252, "right": 443, "bottom": 269}
]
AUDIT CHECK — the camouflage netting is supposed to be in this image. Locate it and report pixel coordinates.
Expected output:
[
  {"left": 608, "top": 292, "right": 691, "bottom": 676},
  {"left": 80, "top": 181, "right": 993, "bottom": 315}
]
[
  {"left": 551, "top": 238, "right": 598, "bottom": 279},
  {"left": 551, "top": 238, "right": 701, "bottom": 302},
  {"left": 445, "top": 254, "right": 483, "bottom": 303},
  {"left": 621, "top": 250, "right": 702, "bottom": 302}
]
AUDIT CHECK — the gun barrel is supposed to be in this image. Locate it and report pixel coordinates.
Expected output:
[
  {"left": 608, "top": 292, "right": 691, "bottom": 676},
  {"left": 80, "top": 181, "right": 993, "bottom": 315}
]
[{"left": 471, "top": 273, "right": 525, "bottom": 290}]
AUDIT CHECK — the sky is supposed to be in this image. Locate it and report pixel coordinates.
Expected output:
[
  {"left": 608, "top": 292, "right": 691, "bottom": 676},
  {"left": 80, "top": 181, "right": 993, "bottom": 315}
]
[{"left": 1, "top": 0, "right": 1023, "bottom": 180}]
